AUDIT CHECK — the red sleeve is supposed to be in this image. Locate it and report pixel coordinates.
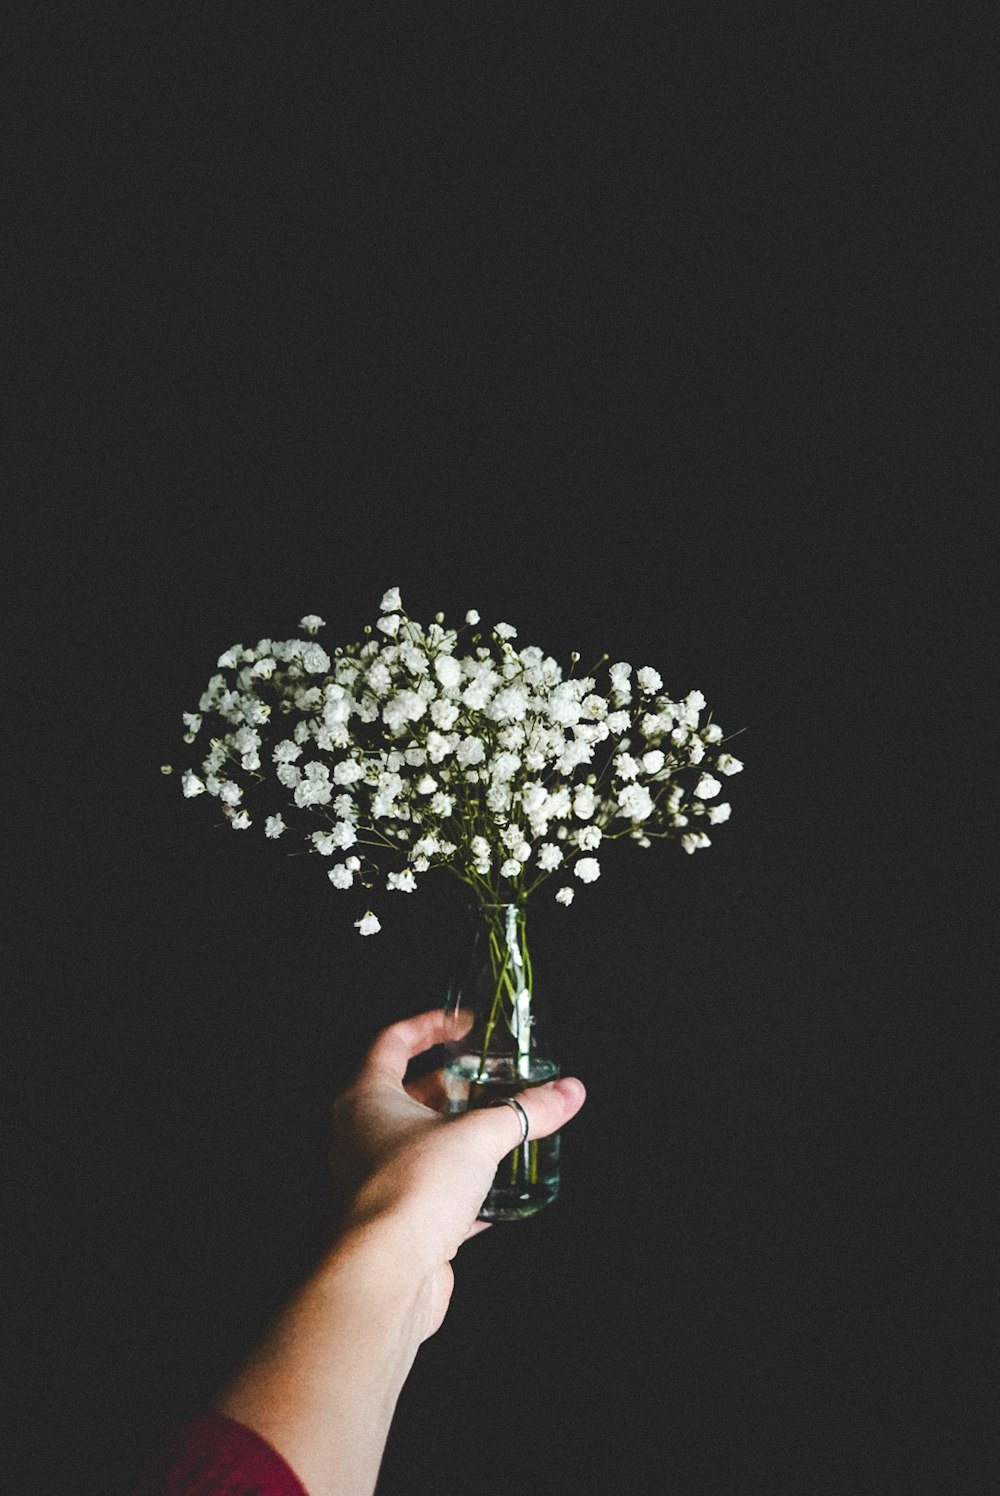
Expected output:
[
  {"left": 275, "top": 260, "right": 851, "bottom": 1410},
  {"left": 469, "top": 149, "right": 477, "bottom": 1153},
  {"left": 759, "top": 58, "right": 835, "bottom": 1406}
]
[{"left": 130, "top": 1413, "right": 309, "bottom": 1496}]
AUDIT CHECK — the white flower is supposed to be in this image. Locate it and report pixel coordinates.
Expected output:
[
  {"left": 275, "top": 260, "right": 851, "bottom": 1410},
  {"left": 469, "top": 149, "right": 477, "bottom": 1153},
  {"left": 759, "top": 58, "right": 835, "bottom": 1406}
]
[
  {"left": 681, "top": 832, "right": 711, "bottom": 854},
  {"left": 218, "top": 782, "right": 242, "bottom": 806},
  {"left": 609, "top": 662, "right": 632, "bottom": 690},
  {"left": 617, "top": 783, "right": 654, "bottom": 821},
  {"left": 366, "top": 661, "right": 392, "bottom": 696},
  {"left": 434, "top": 654, "right": 462, "bottom": 692},
  {"left": 323, "top": 687, "right": 352, "bottom": 724},
  {"left": 573, "top": 785, "right": 596, "bottom": 819},
  {"left": 354, "top": 911, "right": 381, "bottom": 934},
  {"left": 294, "top": 780, "right": 331, "bottom": 809},
  {"left": 492, "top": 685, "right": 530, "bottom": 722},
  {"left": 576, "top": 825, "right": 602, "bottom": 851},
  {"left": 456, "top": 736, "right": 486, "bottom": 767},
  {"left": 614, "top": 752, "right": 641, "bottom": 780},
  {"left": 333, "top": 758, "right": 366, "bottom": 785},
  {"left": 546, "top": 786, "right": 572, "bottom": 819},
  {"left": 708, "top": 801, "right": 732, "bottom": 824},
  {"left": 312, "top": 831, "right": 337, "bottom": 855},
  {"left": 382, "top": 691, "right": 427, "bottom": 732},
  {"left": 465, "top": 609, "right": 480, "bottom": 625},
  {"left": 521, "top": 783, "right": 548, "bottom": 816},
  {"left": 557, "top": 740, "right": 593, "bottom": 774},
  {"left": 716, "top": 753, "right": 744, "bottom": 775},
  {"left": 376, "top": 614, "right": 401, "bottom": 637},
  {"left": 637, "top": 667, "right": 663, "bottom": 693},
  {"left": 494, "top": 622, "right": 517, "bottom": 640},
  {"left": 430, "top": 791, "right": 454, "bottom": 816},
  {"left": 231, "top": 810, "right": 251, "bottom": 829},
  {"left": 500, "top": 858, "right": 522, "bottom": 878},
  {"left": 415, "top": 773, "right": 437, "bottom": 794},
  {"left": 331, "top": 820, "right": 357, "bottom": 850},
  {"left": 380, "top": 587, "right": 402, "bottom": 611},
  {"left": 606, "top": 711, "right": 630, "bottom": 734},
  {"left": 694, "top": 773, "right": 721, "bottom": 799},
  {"left": 431, "top": 698, "right": 461, "bottom": 733},
  {"left": 537, "top": 843, "right": 564, "bottom": 871},
  {"left": 299, "top": 614, "right": 326, "bottom": 632},
  {"left": 555, "top": 886, "right": 575, "bottom": 906},
  {"left": 217, "top": 646, "right": 241, "bottom": 669},
  {"left": 471, "top": 835, "right": 491, "bottom": 864},
  {"left": 264, "top": 815, "right": 286, "bottom": 838},
  {"left": 302, "top": 642, "right": 331, "bottom": 674},
  {"left": 485, "top": 752, "right": 517, "bottom": 785},
  {"left": 181, "top": 770, "right": 206, "bottom": 798},
  {"left": 328, "top": 864, "right": 354, "bottom": 888},
  {"left": 426, "top": 728, "right": 455, "bottom": 761},
  {"left": 642, "top": 749, "right": 665, "bottom": 774},
  {"left": 401, "top": 644, "right": 428, "bottom": 675},
  {"left": 462, "top": 679, "right": 494, "bottom": 711},
  {"left": 703, "top": 723, "right": 724, "bottom": 743},
  {"left": 387, "top": 869, "right": 417, "bottom": 892},
  {"left": 198, "top": 674, "right": 225, "bottom": 710},
  {"left": 575, "top": 857, "right": 601, "bottom": 883}
]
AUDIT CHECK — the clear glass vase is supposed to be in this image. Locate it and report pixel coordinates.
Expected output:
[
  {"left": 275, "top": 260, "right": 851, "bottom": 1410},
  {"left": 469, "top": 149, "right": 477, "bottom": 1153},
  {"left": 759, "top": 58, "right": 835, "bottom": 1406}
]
[{"left": 443, "top": 901, "right": 560, "bottom": 1221}]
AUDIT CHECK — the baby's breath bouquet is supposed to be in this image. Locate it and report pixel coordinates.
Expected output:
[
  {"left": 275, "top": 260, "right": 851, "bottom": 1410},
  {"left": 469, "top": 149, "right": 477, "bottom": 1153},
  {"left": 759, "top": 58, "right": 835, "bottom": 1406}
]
[{"left": 172, "top": 587, "right": 743, "bottom": 1217}]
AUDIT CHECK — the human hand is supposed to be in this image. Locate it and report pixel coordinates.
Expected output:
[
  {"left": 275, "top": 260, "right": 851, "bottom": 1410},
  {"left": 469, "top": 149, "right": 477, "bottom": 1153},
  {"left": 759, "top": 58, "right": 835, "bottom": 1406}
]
[{"left": 330, "top": 1008, "right": 586, "bottom": 1338}]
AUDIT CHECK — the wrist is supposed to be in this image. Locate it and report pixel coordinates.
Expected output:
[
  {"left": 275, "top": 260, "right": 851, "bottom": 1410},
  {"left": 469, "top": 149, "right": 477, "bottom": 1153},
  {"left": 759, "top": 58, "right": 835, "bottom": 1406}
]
[
  {"left": 215, "top": 1221, "right": 434, "bottom": 1496},
  {"left": 323, "top": 1212, "right": 442, "bottom": 1340}
]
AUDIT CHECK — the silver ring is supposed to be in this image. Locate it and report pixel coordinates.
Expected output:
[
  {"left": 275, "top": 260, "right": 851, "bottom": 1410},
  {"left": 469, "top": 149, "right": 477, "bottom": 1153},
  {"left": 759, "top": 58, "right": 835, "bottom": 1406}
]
[{"left": 497, "top": 1096, "right": 530, "bottom": 1147}]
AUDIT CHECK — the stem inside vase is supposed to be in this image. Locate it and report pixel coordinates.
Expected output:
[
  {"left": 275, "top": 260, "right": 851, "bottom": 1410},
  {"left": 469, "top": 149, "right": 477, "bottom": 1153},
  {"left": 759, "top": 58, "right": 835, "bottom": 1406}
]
[{"left": 444, "top": 901, "right": 560, "bottom": 1221}]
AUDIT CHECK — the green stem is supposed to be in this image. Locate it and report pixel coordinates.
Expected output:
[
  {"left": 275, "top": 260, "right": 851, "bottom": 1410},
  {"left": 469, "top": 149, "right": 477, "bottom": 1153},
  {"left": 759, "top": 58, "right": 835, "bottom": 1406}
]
[{"left": 465, "top": 902, "right": 536, "bottom": 1194}]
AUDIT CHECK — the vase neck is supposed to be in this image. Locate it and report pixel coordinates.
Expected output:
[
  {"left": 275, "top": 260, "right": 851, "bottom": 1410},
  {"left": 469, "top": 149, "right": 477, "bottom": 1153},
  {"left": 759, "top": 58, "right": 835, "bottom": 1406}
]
[{"left": 470, "top": 899, "right": 527, "bottom": 931}]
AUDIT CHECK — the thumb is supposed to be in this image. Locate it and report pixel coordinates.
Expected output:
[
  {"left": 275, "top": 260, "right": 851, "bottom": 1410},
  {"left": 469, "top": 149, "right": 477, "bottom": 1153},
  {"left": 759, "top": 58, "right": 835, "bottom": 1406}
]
[{"left": 463, "top": 1076, "right": 587, "bottom": 1163}]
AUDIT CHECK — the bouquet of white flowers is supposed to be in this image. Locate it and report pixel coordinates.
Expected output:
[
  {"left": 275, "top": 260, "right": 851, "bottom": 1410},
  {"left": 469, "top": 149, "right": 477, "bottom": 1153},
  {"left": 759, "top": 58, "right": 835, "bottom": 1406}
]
[{"left": 170, "top": 587, "right": 743, "bottom": 932}]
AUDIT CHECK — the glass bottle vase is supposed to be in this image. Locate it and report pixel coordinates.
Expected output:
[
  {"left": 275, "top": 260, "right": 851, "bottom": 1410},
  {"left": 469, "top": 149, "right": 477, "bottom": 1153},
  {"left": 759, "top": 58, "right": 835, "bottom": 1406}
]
[{"left": 443, "top": 901, "right": 560, "bottom": 1221}]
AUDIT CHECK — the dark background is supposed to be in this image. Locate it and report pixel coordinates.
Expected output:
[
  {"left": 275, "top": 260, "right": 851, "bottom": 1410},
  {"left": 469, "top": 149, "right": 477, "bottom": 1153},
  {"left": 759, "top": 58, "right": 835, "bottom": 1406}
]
[{"left": 7, "top": 6, "right": 992, "bottom": 1494}]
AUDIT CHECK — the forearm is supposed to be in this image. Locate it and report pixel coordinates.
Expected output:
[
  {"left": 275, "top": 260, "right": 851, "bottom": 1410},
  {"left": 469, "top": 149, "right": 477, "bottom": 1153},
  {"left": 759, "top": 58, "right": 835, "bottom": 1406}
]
[{"left": 214, "top": 1224, "right": 428, "bottom": 1496}]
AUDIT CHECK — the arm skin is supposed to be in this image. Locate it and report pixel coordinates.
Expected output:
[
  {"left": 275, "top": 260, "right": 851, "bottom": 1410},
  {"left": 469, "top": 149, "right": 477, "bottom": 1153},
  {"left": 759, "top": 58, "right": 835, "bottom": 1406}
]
[{"left": 213, "top": 1008, "right": 587, "bottom": 1496}]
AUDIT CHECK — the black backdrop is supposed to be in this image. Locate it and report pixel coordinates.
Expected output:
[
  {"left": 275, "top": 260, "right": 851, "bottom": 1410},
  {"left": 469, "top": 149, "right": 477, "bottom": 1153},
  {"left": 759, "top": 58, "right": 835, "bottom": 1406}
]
[{"left": 7, "top": 8, "right": 991, "bottom": 1495}]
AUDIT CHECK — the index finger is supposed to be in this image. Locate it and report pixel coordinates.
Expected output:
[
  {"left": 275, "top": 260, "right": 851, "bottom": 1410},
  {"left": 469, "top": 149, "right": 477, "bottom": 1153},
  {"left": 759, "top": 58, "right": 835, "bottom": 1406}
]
[{"left": 365, "top": 1008, "right": 457, "bottom": 1082}]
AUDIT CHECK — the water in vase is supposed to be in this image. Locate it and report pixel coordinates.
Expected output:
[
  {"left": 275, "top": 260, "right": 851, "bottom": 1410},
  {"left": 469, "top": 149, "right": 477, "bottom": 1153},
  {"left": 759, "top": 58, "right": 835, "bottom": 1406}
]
[{"left": 444, "top": 1052, "right": 561, "bottom": 1220}]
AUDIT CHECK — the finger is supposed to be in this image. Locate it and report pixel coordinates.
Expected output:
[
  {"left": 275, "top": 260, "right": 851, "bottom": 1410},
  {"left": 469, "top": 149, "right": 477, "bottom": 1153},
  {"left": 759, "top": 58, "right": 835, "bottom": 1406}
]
[
  {"left": 461, "top": 1220, "right": 493, "bottom": 1243},
  {"left": 464, "top": 1076, "right": 586, "bottom": 1160},
  {"left": 366, "top": 1009, "right": 451, "bottom": 1082}
]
